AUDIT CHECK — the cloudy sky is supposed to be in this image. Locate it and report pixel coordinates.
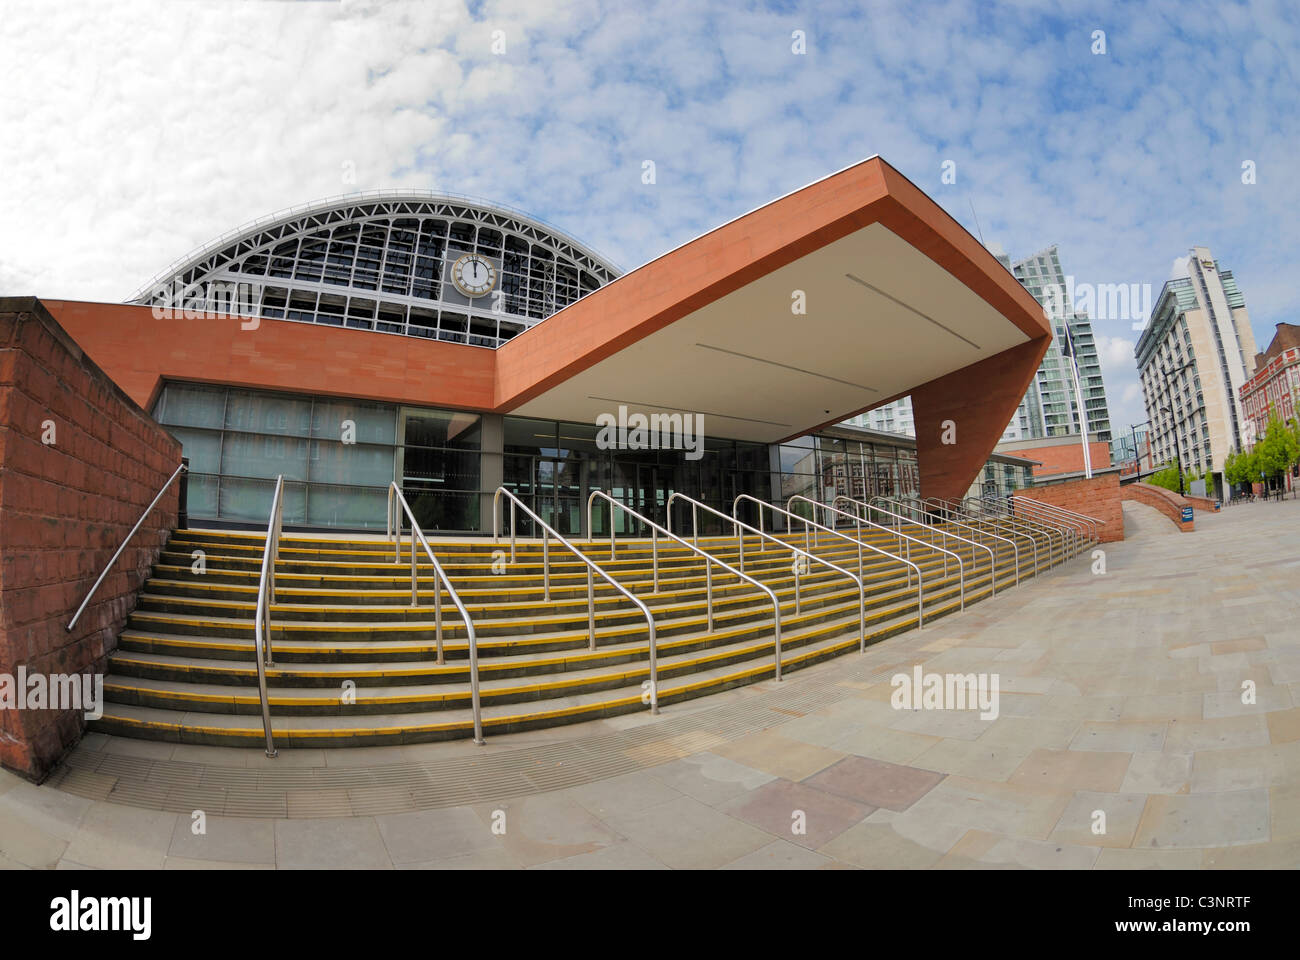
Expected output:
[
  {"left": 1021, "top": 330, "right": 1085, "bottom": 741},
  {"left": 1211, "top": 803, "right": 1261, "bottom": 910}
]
[{"left": 2, "top": 0, "right": 1297, "bottom": 437}]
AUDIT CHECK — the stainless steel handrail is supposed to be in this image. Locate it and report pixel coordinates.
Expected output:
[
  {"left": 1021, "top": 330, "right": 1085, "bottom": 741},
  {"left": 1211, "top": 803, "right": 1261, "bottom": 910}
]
[
  {"left": 785, "top": 493, "right": 939, "bottom": 590},
  {"left": 252, "top": 474, "right": 284, "bottom": 758},
  {"left": 1010, "top": 495, "right": 1098, "bottom": 546},
  {"left": 781, "top": 494, "right": 922, "bottom": 579},
  {"left": 814, "top": 494, "right": 964, "bottom": 584},
  {"left": 864, "top": 495, "right": 955, "bottom": 569},
  {"left": 67, "top": 461, "right": 187, "bottom": 631},
  {"left": 387, "top": 483, "right": 483, "bottom": 742},
  {"left": 494, "top": 487, "right": 662, "bottom": 713},
  {"left": 997, "top": 496, "right": 1081, "bottom": 556},
  {"left": 1015, "top": 499, "right": 1089, "bottom": 553},
  {"left": 881, "top": 495, "right": 1020, "bottom": 587},
  {"left": 934, "top": 496, "right": 1046, "bottom": 573},
  {"left": 819, "top": 494, "right": 988, "bottom": 600},
  {"left": 668, "top": 493, "right": 872, "bottom": 657},
  {"left": 728, "top": 495, "right": 887, "bottom": 638},
  {"left": 963, "top": 496, "right": 1066, "bottom": 562},
  {"left": 587, "top": 491, "right": 783, "bottom": 670},
  {"left": 914, "top": 496, "right": 1042, "bottom": 574}
]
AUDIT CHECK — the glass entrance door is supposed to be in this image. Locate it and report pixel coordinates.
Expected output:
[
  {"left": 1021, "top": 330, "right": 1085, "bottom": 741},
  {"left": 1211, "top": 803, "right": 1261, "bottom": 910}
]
[{"left": 397, "top": 407, "right": 482, "bottom": 532}]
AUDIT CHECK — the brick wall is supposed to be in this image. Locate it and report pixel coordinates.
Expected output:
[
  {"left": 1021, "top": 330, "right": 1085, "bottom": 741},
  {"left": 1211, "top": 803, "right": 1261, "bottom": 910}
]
[
  {"left": 1015, "top": 473, "right": 1124, "bottom": 542},
  {"left": 0, "top": 298, "right": 182, "bottom": 781},
  {"left": 1120, "top": 482, "right": 1194, "bottom": 532},
  {"left": 1183, "top": 493, "right": 1220, "bottom": 513},
  {"left": 1010, "top": 439, "right": 1112, "bottom": 478}
]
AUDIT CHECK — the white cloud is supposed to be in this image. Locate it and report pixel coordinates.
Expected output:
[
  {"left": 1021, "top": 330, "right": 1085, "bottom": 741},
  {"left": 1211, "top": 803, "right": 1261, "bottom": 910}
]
[{"left": 0, "top": 0, "right": 1295, "bottom": 443}]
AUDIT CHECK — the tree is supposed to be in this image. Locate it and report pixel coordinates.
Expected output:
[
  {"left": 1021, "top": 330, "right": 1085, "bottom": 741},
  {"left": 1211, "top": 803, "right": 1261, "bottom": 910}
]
[
  {"left": 1255, "top": 414, "right": 1300, "bottom": 498},
  {"left": 1147, "top": 464, "right": 1182, "bottom": 493},
  {"left": 1225, "top": 446, "right": 1261, "bottom": 496}
]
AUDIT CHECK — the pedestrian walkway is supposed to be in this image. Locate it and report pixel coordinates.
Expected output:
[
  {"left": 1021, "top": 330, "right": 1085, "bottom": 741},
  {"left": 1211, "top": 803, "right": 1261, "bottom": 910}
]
[{"left": 2, "top": 498, "right": 1297, "bottom": 869}]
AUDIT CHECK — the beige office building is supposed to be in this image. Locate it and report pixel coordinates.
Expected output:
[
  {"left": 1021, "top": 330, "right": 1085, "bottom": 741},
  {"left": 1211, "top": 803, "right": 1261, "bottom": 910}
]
[{"left": 1135, "top": 246, "right": 1257, "bottom": 499}]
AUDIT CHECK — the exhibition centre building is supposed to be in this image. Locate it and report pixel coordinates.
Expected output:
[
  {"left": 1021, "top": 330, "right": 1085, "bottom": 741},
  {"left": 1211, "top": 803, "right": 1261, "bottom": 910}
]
[
  {"left": 2, "top": 155, "right": 1079, "bottom": 769},
  {"left": 41, "top": 157, "right": 1045, "bottom": 537}
]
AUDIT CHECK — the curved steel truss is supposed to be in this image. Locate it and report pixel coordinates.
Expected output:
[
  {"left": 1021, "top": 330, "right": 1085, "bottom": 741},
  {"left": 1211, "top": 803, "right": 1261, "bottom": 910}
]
[{"left": 131, "top": 193, "right": 621, "bottom": 349}]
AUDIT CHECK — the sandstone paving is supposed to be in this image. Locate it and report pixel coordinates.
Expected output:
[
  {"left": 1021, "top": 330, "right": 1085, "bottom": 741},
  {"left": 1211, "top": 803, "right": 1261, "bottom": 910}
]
[{"left": 2, "top": 497, "right": 1296, "bottom": 869}]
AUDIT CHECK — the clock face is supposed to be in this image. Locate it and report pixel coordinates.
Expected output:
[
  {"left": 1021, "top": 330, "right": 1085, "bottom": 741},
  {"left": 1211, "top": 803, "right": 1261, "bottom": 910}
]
[{"left": 450, "top": 254, "right": 497, "bottom": 298}]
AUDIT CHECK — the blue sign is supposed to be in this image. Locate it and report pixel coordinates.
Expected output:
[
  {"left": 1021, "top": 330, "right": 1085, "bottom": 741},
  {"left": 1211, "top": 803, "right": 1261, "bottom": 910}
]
[{"left": 1181, "top": 506, "right": 1193, "bottom": 523}]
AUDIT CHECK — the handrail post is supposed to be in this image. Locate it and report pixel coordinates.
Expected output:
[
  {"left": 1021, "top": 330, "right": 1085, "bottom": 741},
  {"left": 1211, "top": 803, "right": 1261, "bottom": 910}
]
[
  {"left": 647, "top": 622, "right": 659, "bottom": 715},
  {"left": 543, "top": 529, "right": 550, "bottom": 602},
  {"left": 599, "top": 490, "right": 782, "bottom": 693},
  {"left": 434, "top": 564, "right": 444, "bottom": 665},
  {"left": 705, "top": 561, "right": 714, "bottom": 632},
  {"left": 587, "top": 566, "right": 596, "bottom": 651},
  {"left": 409, "top": 527, "right": 418, "bottom": 607},
  {"left": 651, "top": 528, "right": 659, "bottom": 593},
  {"left": 391, "top": 482, "right": 482, "bottom": 744},
  {"left": 252, "top": 473, "right": 284, "bottom": 758}
]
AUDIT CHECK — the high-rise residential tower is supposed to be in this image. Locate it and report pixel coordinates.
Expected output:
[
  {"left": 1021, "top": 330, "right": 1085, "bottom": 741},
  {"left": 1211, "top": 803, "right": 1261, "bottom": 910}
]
[
  {"left": 849, "top": 244, "right": 1113, "bottom": 450},
  {"left": 1011, "top": 245, "right": 1113, "bottom": 444},
  {"left": 1135, "top": 246, "right": 1257, "bottom": 497}
]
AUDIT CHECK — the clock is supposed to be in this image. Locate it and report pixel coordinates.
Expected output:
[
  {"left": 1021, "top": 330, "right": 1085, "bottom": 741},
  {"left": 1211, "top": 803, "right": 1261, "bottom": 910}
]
[{"left": 450, "top": 254, "right": 497, "bottom": 298}]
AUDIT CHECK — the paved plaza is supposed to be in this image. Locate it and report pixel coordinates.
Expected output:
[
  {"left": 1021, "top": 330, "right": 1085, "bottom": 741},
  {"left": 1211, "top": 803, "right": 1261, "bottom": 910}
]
[{"left": 2, "top": 497, "right": 1298, "bottom": 870}]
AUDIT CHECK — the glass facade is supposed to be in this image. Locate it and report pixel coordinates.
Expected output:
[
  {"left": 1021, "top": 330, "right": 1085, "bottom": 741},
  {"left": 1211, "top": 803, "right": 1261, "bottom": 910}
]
[
  {"left": 155, "top": 381, "right": 1033, "bottom": 535},
  {"left": 500, "top": 416, "right": 771, "bottom": 537},
  {"left": 775, "top": 436, "right": 920, "bottom": 517},
  {"left": 153, "top": 383, "right": 482, "bottom": 532}
]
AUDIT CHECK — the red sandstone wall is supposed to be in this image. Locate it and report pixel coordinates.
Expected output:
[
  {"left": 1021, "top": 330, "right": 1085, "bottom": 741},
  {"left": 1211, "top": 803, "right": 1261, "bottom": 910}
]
[
  {"left": 1015, "top": 473, "right": 1124, "bottom": 542},
  {"left": 45, "top": 299, "right": 497, "bottom": 414},
  {"left": 913, "top": 338, "right": 1051, "bottom": 503},
  {"left": 1121, "top": 482, "right": 1194, "bottom": 532},
  {"left": 0, "top": 299, "right": 182, "bottom": 781}
]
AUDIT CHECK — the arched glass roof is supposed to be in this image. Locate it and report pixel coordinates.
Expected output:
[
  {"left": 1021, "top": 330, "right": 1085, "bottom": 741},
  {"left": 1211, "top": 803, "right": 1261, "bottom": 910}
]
[{"left": 131, "top": 192, "right": 621, "bottom": 348}]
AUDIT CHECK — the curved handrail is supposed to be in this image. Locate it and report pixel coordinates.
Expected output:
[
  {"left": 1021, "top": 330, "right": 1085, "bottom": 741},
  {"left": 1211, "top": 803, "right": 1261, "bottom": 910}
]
[
  {"left": 820, "top": 494, "right": 989, "bottom": 599},
  {"left": 930, "top": 496, "right": 1045, "bottom": 573},
  {"left": 809, "top": 494, "right": 965, "bottom": 585},
  {"left": 681, "top": 496, "right": 873, "bottom": 647},
  {"left": 68, "top": 461, "right": 188, "bottom": 631},
  {"left": 997, "top": 496, "right": 1081, "bottom": 556},
  {"left": 880, "top": 495, "right": 1020, "bottom": 587},
  {"left": 1021, "top": 499, "right": 1091, "bottom": 552},
  {"left": 783, "top": 494, "right": 934, "bottom": 583},
  {"left": 785, "top": 494, "right": 935, "bottom": 589},
  {"left": 587, "top": 491, "right": 783, "bottom": 680},
  {"left": 389, "top": 483, "right": 484, "bottom": 743},
  {"left": 493, "top": 487, "right": 662, "bottom": 713},
  {"left": 963, "top": 496, "right": 1066, "bottom": 562},
  {"left": 252, "top": 474, "right": 284, "bottom": 758},
  {"left": 1010, "top": 495, "right": 1097, "bottom": 546},
  {"left": 673, "top": 494, "right": 874, "bottom": 649}
]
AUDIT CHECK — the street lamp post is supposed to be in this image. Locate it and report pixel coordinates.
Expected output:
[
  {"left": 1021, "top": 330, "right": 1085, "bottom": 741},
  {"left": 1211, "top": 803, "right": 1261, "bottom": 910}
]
[
  {"left": 1129, "top": 419, "right": 1151, "bottom": 480},
  {"left": 1157, "top": 362, "right": 1193, "bottom": 498},
  {"left": 1159, "top": 406, "right": 1185, "bottom": 496}
]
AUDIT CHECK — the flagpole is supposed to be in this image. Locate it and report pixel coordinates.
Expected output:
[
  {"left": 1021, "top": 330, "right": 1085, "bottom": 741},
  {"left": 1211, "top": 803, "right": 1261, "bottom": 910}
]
[
  {"left": 1052, "top": 296, "right": 1093, "bottom": 480},
  {"left": 1064, "top": 321, "right": 1093, "bottom": 479}
]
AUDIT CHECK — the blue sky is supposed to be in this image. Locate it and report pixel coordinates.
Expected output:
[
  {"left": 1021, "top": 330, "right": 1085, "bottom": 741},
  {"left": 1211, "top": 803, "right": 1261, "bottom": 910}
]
[{"left": 2, "top": 0, "right": 1297, "bottom": 436}]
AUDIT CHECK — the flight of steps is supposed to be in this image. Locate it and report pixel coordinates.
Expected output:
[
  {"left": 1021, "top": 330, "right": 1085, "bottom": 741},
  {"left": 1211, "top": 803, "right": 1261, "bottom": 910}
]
[{"left": 90, "top": 516, "right": 1087, "bottom": 748}]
